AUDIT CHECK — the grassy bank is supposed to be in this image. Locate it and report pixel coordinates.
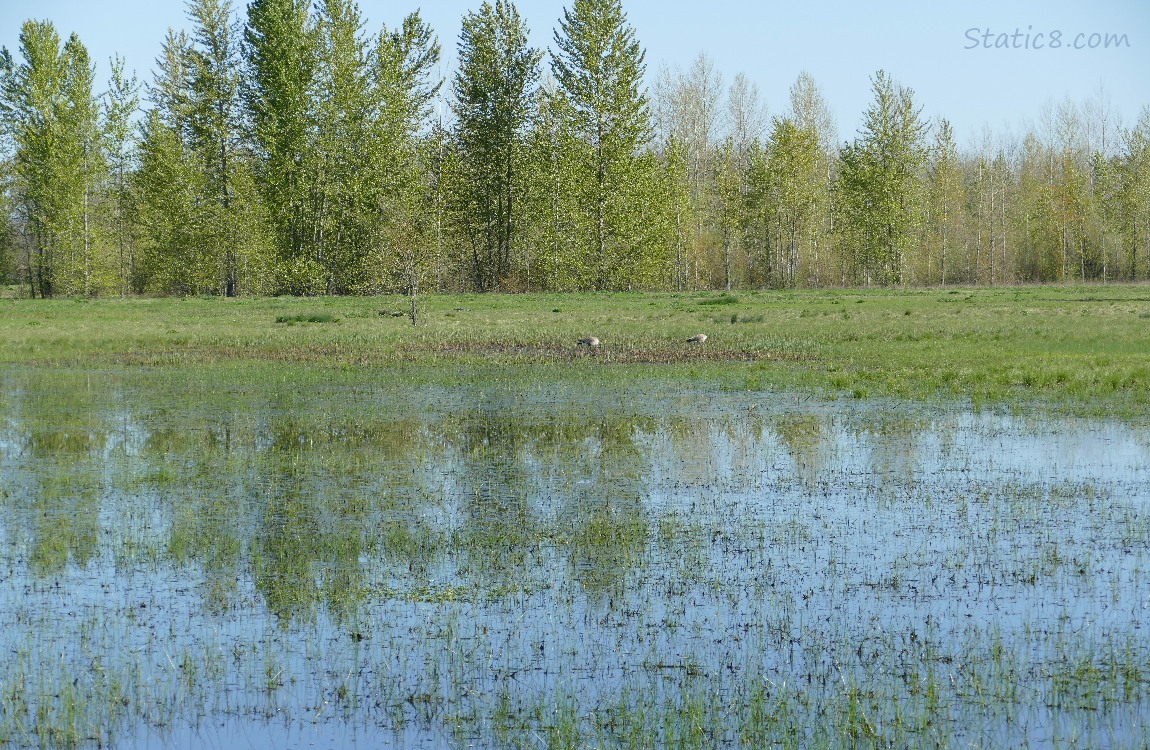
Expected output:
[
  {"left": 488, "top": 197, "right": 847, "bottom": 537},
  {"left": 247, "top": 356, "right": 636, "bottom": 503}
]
[{"left": 3, "top": 285, "right": 1148, "bottom": 414}]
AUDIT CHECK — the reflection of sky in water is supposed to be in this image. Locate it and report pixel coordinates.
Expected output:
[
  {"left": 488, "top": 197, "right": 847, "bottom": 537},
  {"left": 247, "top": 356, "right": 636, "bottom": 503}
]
[{"left": 1, "top": 368, "right": 1148, "bottom": 749}]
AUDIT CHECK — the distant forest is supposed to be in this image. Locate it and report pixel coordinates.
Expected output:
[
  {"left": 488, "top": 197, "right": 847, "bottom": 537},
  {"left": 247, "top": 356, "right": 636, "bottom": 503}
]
[{"left": 1, "top": 0, "right": 1148, "bottom": 297}]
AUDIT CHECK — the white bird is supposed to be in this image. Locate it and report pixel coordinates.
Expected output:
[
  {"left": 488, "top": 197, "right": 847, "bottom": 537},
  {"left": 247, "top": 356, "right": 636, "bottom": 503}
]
[
  {"left": 577, "top": 336, "right": 600, "bottom": 347},
  {"left": 687, "top": 333, "right": 707, "bottom": 344}
]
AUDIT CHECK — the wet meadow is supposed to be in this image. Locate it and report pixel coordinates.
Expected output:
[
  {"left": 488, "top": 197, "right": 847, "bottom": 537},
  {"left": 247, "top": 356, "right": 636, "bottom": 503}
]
[{"left": 1, "top": 287, "right": 1149, "bottom": 748}]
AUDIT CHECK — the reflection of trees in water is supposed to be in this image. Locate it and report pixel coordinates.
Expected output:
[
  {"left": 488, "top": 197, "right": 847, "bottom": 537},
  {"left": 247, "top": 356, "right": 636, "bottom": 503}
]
[
  {"left": 657, "top": 410, "right": 770, "bottom": 491},
  {"left": 445, "top": 407, "right": 653, "bottom": 597},
  {"left": 252, "top": 477, "right": 369, "bottom": 626},
  {"left": 847, "top": 411, "right": 927, "bottom": 490},
  {"left": 551, "top": 415, "right": 652, "bottom": 597},
  {"left": 774, "top": 412, "right": 828, "bottom": 488},
  {"left": 448, "top": 413, "right": 537, "bottom": 582},
  {"left": 7, "top": 374, "right": 110, "bottom": 575},
  {"left": 2, "top": 372, "right": 688, "bottom": 619},
  {"left": 28, "top": 468, "right": 101, "bottom": 574},
  {"left": 252, "top": 415, "right": 435, "bottom": 625},
  {"left": 565, "top": 487, "right": 649, "bottom": 596}
]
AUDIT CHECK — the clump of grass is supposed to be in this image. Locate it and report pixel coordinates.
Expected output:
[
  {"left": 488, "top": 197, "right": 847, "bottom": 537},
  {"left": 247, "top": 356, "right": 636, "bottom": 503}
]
[
  {"left": 699, "top": 294, "right": 739, "bottom": 305},
  {"left": 275, "top": 313, "right": 338, "bottom": 324}
]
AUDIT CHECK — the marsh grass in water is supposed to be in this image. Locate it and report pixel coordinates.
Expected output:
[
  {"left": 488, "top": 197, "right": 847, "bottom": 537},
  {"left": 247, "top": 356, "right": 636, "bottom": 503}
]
[{"left": 0, "top": 365, "right": 1148, "bottom": 748}]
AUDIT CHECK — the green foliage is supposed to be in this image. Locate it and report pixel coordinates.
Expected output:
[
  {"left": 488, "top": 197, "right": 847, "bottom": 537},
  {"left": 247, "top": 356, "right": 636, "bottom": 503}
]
[
  {"left": 0, "top": 21, "right": 107, "bottom": 297},
  {"left": 549, "top": 0, "right": 668, "bottom": 290},
  {"left": 243, "top": 0, "right": 318, "bottom": 277},
  {"left": 763, "top": 117, "right": 824, "bottom": 287},
  {"left": 697, "top": 293, "right": 738, "bottom": 305},
  {"left": 102, "top": 55, "right": 140, "bottom": 296},
  {"left": 922, "top": 119, "right": 964, "bottom": 285},
  {"left": 452, "top": 0, "right": 541, "bottom": 291},
  {"left": 1, "top": 9, "right": 1147, "bottom": 296},
  {"left": 1117, "top": 107, "right": 1150, "bottom": 280},
  {"left": 835, "top": 70, "right": 928, "bottom": 286}
]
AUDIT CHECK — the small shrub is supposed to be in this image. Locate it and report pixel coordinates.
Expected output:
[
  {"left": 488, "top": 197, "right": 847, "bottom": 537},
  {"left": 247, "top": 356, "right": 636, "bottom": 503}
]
[
  {"left": 699, "top": 294, "right": 739, "bottom": 306},
  {"left": 275, "top": 313, "right": 338, "bottom": 325}
]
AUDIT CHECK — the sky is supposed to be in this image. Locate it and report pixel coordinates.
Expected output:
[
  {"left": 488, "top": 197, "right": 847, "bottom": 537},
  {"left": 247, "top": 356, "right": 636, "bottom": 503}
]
[{"left": 2, "top": 0, "right": 1148, "bottom": 151}]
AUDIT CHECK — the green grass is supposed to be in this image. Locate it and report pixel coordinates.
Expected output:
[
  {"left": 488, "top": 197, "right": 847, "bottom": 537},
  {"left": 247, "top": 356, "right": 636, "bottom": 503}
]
[{"left": 2, "top": 285, "right": 1149, "bottom": 415}]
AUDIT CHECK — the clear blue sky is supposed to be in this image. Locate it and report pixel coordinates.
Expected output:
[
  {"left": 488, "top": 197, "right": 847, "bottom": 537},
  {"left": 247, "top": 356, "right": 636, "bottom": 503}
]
[{"left": 2, "top": 0, "right": 1147, "bottom": 150}]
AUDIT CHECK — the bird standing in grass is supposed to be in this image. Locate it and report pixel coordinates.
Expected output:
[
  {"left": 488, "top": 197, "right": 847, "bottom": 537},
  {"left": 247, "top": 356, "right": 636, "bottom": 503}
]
[
  {"left": 578, "top": 337, "right": 600, "bottom": 347},
  {"left": 687, "top": 333, "right": 707, "bottom": 344}
]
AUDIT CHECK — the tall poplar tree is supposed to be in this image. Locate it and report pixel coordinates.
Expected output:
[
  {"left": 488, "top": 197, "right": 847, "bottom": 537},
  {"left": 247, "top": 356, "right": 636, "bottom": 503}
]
[
  {"left": 923, "top": 118, "right": 964, "bottom": 285},
  {"left": 1, "top": 21, "right": 104, "bottom": 297},
  {"left": 138, "top": 1, "right": 268, "bottom": 297},
  {"left": 311, "top": 0, "right": 373, "bottom": 292},
  {"left": 521, "top": 75, "right": 584, "bottom": 290},
  {"left": 835, "top": 70, "right": 927, "bottom": 285},
  {"left": 370, "top": 10, "right": 441, "bottom": 307},
  {"left": 243, "top": 0, "right": 318, "bottom": 284},
  {"left": 186, "top": 0, "right": 254, "bottom": 296},
  {"left": 1118, "top": 107, "right": 1150, "bottom": 280},
  {"left": 57, "top": 33, "right": 105, "bottom": 295},
  {"left": 786, "top": 72, "right": 835, "bottom": 285},
  {"left": 551, "top": 0, "right": 664, "bottom": 289},
  {"left": 136, "top": 30, "right": 200, "bottom": 293},
  {"left": 452, "top": 0, "right": 541, "bottom": 290},
  {"left": 103, "top": 55, "right": 139, "bottom": 295},
  {"left": 764, "top": 117, "right": 822, "bottom": 287}
]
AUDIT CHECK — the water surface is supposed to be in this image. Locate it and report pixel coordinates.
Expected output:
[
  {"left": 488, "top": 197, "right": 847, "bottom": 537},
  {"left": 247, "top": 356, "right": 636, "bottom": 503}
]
[{"left": 2, "top": 365, "right": 1148, "bottom": 748}]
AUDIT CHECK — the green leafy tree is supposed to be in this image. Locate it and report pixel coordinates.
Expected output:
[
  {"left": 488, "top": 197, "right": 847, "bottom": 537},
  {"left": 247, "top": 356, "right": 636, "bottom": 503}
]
[
  {"left": 186, "top": 0, "right": 257, "bottom": 296},
  {"left": 764, "top": 117, "right": 822, "bottom": 287},
  {"left": 57, "top": 33, "right": 105, "bottom": 296},
  {"left": 243, "top": 0, "right": 318, "bottom": 284},
  {"left": 785, "top": 72, "right": 835, "bottom": 286},
  {"left": 835, "top": 70, "right": 927, "bottom": 285},
  {"left": 369, "top": 11, "right": 441, "bottom": 305},
  {"left": 1089, "top": 150, "right": 1119, "bottom": 282},
  {"left": 137, "top": 2, "right": 269, "bottom": 297},
  {"left": 653, "top": 53, "right": 724, "bottom": 287},
  {"left": 922, "top": 118, "right": 964, "bottom": 285},
  {"left": 659, "top": 134, "right": 691, "bottom": 290},
  {"left": 1118, "top": 107, "right": 1150, "bottom": 279},
  {"left": 1, "top": 22, "right": 106, "bottom": 297},
  {"left": 520, "top": 76, "right": 584, "bottom": 290},
  {"left": 135, "top": 30, "right": 199, "bottom": 293},
  {"left": 1, "top": 21, "right": 66, "bottom": 297},
  {"left": 550, "top": 0, "right": 665, "bottom": 289},
  {"left": 452, "top": 0, "right": 541, "bottom": 290},
  {"left": 310, "top": 0, "right": 374, "bottom": 293},
  {"left": 103, "top": 55, "right": 139, "bottom": 295}
]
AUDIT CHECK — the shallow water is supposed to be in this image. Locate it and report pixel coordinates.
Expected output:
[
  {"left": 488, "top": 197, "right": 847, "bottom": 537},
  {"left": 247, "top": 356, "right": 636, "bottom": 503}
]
[{"left": 2, "top": 365, "right": 1148, "bottom": 749}]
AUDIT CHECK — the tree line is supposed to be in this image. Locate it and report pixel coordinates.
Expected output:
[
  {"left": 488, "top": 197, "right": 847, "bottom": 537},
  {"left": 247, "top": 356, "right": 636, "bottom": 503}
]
[{"left": 1, "top": 0, "right": 1148, "bottom": 298}]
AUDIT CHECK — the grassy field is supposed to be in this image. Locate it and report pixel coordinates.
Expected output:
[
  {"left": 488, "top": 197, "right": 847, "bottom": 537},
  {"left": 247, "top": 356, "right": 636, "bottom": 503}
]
[{"left": 3, "top": 285, "right": 1149, "bottom": 415}]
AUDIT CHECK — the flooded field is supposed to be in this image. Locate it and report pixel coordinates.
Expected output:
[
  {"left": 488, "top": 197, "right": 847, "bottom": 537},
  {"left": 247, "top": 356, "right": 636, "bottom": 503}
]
[{"left": 1, "top": 364, "right": 1148, "bottom": 749}]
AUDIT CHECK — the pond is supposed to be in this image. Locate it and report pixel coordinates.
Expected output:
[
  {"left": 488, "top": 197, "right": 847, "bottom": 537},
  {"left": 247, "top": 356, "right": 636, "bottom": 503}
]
[{"left": 1, "top": 365, "right": 1148, "bottom": 749}]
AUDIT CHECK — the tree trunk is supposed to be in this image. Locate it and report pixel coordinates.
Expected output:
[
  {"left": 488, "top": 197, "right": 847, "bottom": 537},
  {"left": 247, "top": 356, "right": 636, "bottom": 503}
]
[
  {"left": 409, "top": 274, "right": 418, "bottom": 327},
  {"left": 724, "top": 236, "right": 732, "bottom": 291}
]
